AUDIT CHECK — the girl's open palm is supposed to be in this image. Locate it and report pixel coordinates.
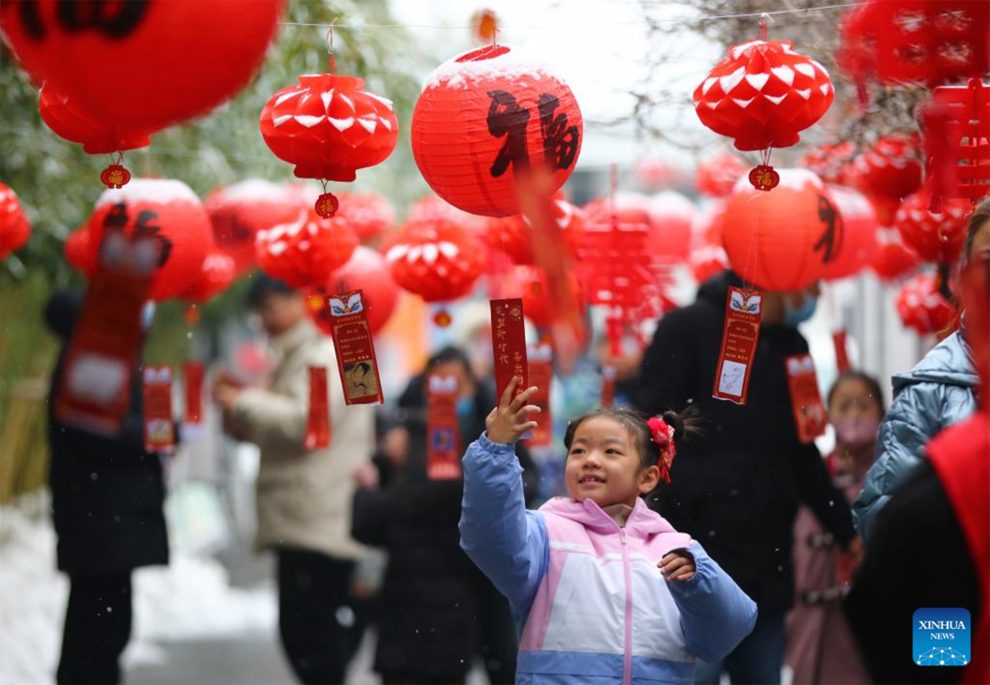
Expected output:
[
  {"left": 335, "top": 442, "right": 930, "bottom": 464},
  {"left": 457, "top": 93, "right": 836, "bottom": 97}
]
[{"left": 486, "top": 376, "right": 541, "bottom": 444}]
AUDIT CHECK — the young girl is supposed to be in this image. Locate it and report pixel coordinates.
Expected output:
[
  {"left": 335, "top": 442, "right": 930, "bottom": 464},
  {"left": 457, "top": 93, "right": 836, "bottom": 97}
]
[{"left": 460, "top": 377, "right": 757, "bottom": 684}]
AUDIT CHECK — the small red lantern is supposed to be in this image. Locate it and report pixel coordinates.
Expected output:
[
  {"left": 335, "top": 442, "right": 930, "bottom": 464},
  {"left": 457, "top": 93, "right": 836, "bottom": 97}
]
[
  {"left": 849, "top": 135, "right": 923, "bottom": 202},
  {"left": 694, "top": 35, "right": 834, "bottom": 190},
  {"left": 255, "top": 209, "right": 359, "bottom": 289},
  {"left": 722, "top": 169, "right": 841, "bottom": 291},
  {"left": 184, "top": 252, "right": 236, "bottom": 304},
  {"left": 824, "top": 185, "right": 879, "bottom": 280},
  {"left": 871, "top": 227, "right": 921, "bottom": 281},
  {"left": 308, "top": 246, "right": 400, "bottom": 336},
  {"left": 334, "top": 192, "right": 396, "bottom": 242},
  {"left": 895, "top": 188, "right": 971, "bottom": 264},
  {"left": 695, "top": 153, "right": 748, "bottom": 197},
  {"left": 0, "top": 183, "right": 31, "bottom": 259},
  {"left": 39, "top": 84, "right": 151, "bottom": 155},
  {"left": 382, "top": 218, "right": 486, "bottom": 303},
  {"left": 896, "top": 273, "right": 954, "bottom": 335},
  {"left": 411, "top": 44, "right": 583, "bottom": 217},
  {"left": 204, "top": 180, "right": 307, "bottom": 276}
]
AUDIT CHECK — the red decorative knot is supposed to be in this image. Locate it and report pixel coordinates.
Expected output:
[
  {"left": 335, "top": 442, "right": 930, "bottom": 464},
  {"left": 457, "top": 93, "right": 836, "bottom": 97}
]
[
  {"left": 749, "top": 165, "right": 779, "bottom": 191},
  {"left": 100, "top": 163, "right": 131, "bottom": 189},
  {"left": 433, "top": 309, "right": 453, "bottom": 328},
  {"left": 315, "top": 192, "right": 339, "bottom": 219}
]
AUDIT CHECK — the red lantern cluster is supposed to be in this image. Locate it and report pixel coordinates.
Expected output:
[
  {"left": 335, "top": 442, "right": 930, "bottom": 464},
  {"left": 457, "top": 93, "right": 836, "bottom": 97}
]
[
  {"left": 695, "top": 153, "right": 748, "bottom": 197},
  {"left": 411, "top": 44, "right": 583, "bottom": 217},
  {"left": 895, "top": 188, "right": 971, "bottom": 264},
  {"left": 896, "top": 273, "right": 954, "bottom": 335},
  {"left": 255, "top": 209, "right": 359, "bottom": 289},
  {"left": 308, "top": 246, "right": 400, "bottom": 336},
  {"left": 382, "top": 218, "right": 486, "bottom": 302},
  {"left": 824, "top": 185, "right": 879, "bottom": 280},
  {"left": 0, "top": 183, "right": 31, "bottom": 259}
]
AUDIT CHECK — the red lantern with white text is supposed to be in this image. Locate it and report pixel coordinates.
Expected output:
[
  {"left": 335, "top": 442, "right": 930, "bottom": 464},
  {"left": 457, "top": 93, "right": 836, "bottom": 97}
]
[
  {"left": 382, "top": 219, "right": 486, "bottom": 303},
  {"left": 255, "top": 209, "right": 359, "bottom": 289},
  {"left": 895, "top": 188, "right": 971, "bottom": 264},
  {"left": 0, "top": 183, "right": 31, "bottom": 259},
  {"left": 824, "top": 185, "right": 879, "bottom": 280},
  {"left": 896, "top": 273, "right": 954, "bottom": 335},
  {"left": 308, "top": 246, "right": 400, "bottom": 335}
]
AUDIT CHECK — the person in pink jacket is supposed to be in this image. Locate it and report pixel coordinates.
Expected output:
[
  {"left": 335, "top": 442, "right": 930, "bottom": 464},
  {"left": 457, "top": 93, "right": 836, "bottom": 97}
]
[{"left": 459, "top": 377, "right": 757, "bottom": 684}]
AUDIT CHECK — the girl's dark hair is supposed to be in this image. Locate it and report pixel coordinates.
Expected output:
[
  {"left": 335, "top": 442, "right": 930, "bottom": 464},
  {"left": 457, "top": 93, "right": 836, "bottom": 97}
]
[
  {"left": 563, "top": 407, "right": 699, "bottom": 469},
  {"left": 963, "top": 196, "right": 990, "bottom": 265},
  {"left": 826, "top": 371, "right": 885, "bottom": 417}
]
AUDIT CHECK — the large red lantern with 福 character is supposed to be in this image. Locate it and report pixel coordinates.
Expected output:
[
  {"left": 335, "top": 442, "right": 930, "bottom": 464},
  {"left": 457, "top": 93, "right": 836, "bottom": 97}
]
[
  {"left": 255, "top": 209, "right": 359, "bottom": 289},
  {"left": 0, "top": 183, "right": 31, "bottom": 260},
  {"left": 411, "top": 44, "right": 583, "bottom": 217}
]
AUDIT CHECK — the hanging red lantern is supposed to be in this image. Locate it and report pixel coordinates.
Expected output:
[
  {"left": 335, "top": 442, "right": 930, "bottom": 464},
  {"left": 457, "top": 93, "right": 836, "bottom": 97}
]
[
  {"left": 896, "top": 273, "right": 955, "bottom": 335},
  {"left": 333, "top": 192, "right": 396, "bottom": 242},
  {"left": 695, "top": 152, "right": 749, "bottom": 197},
  {"left": 848, "top": 135, "right": 923, "bottom": 202},
  {"left": 490, "top": 264, "right": 556, "bottom": 328},
  {"left": 0, "top": 183, "right": 31, "bottom": 259},
  {"left": 693, "top": 30, "right": 834, "bottom": 191},
  {"left": 307, "top": 246, "right": 400, "bottom": 336},
  {"left": 895, "top": 188, "right": 971, "bottom": 264},
  {"left": 823, "top": 185, "right": 879, "bottom": 280},
  {"left": 382, "top": 218, "right": 486, "bottom": 303},
  {"left": 411, "top": 44, "right": 583, "bottom": 217},
  {"left": 75, "top": 179, "right": 213, "bottom": 301},
  {"left": 485, "top": 214, "right": 534, "bottom": 265},
  {"left": 647, "top": 191, "right": 697, "bottom": 264},
  {"left": 255, "top": 209, "right": 360, "bottom": 289},
  {"left": 183, "top": 251, "right": 235, "bottom": 304},
  {"left": 871, "top": 227, "right": 921, "bottom": 281},
  {"left": 722, "top": 169, "right": 841, "bottom": 291},
  {"left": 39, "top": 84, "right": 151, "bottom": 156},
  {"left": 801, "top": 142, "right": 855, "bottom": 185},
  {"left": 690, "top": 244, "right": 730, "bottom": 283},
  {"left": 260, "top": 73, "right": 398, "bottom": 218},
  {"left": 204, "top": 180, "right": 307, "bottom": 276}
]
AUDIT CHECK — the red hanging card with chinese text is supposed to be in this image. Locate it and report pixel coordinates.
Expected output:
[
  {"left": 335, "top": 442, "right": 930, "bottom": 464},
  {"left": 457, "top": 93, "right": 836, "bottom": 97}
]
[
  {"left": 142, "top": 365, "right": 174, "bottom": 453},
  {"left": 712, "top": 287, "right": 763, "bottom": 405},
  {"left": 305, "top": 365, "right": 331, "bottom": 450},
  {"left": 601, "top": 366, "right": 616, "bottom": 408},
  {"left": 785, "top": 353, "right": 829, "bottom": 444},
  {"left": 527, "top": 344, "right": 553, "bottom": 447},
  {"left": 491, "top": 298, "right": 528, "bottom": 400},
  {"left": 833, "top": 330, "right": 851, "bottom": 374},
  {"left": 427, "top": 373, "right": 461, "bottom": 480},
  {"left": 326, "top": 290, "right": 383, "bottom": 405},
  {"left": 183, "top": 361, "right": 205, "bottom": 424}
]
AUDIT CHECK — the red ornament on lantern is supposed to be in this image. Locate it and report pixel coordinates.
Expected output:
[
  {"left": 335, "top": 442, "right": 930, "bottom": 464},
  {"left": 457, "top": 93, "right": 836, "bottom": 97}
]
[
  {"left": 411, "top": 44, "right": 583, "bottom": 217},
  {"left": 871, "top": 227, "right": 921, "bottom": 281},
  {"left": 823, "top": 185, "right": 879, "bottom": 280},
  {"left": 333, "top": 192, "right": 396, "bottom": 242},
  {"left": 896, "top": 273, "right": 955, "bottom": 335},
  {"left": 895, "top": 188, "right": 971, "bottom": 264},
  {"left": 695, "top": 152, "right": 749, "bottom": 197},
  {"left": 183, "top": 251, "right": 236, "bottom": 304},
  {"left": 382, "top": 218, "right": 486, "bottom": 303},
  {"left": 722, "top": 169, "right": 841, "bottom": 291},
  {"left": 0, "top": 183, "right": 31, "bottom": 259},
  {"left": 308, "top": 246, "right": 400, "bottom": 336},
  {"left": 694, "top": 33, "right": 834, "bottom": 190},
  {"left": 255, "top": 209, "right": 359, "bottom": 289},
  {"left": 849, "top": 135, "right": 923, "bottom": 202}
]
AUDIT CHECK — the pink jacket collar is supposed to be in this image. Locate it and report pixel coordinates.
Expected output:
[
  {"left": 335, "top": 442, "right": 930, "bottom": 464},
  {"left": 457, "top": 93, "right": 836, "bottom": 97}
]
[{"left": 539, "top": 497, "right": 692, "bottom": 552}]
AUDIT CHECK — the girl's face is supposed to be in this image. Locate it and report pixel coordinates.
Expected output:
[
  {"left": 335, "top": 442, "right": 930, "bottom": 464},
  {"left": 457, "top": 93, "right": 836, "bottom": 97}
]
[
  {"left": 829, "top": 378, "right": 882, "bottom": 449},
  {"left": 564, "top": 416, "right": 660, "bottom": 509}
]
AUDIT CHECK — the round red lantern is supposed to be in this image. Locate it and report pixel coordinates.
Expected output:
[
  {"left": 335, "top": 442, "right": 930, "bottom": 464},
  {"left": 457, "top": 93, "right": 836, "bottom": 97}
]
[
  {"left": 333, "top": 192, "right": 395, "bottom": 242},
  {"left": 77, "top": 179, "right": 213, "bottom": 301},
  {"left": 382, "top": 218, "right": 486, "bottom": 302},
  {"left": 695, "top": 153, "right": 748, "bottom": 197},
  {"left": 0, "top": 183, "right": 31, "bottom": 259},
  {"left": 895, "top": 188, "right": 971, "bottom": 264},
  {"left": 1, "top": 1, "right": 282, "bottom": 134},
  {"left": 411, "top": 44, "right": 583, "bottom": 217},
  {"left": 896, "top": 273, "right": 954, "bottom": 335},
  {"left": 849, "top": 135, "right": 923, "bottom": 202},
  {"left": 694, "top": 38, "right": 834, "bottom": 190},
  {"left": 184, "top": 251, "right": 235, "bottom": 304},
  {"left": 255, "top": 209, "right": 359, "bottom": 289},
  {"left": 204, "top": 180, "right": 307, "bottom": 276},
  {"left": 722, "top": 169, "right": 841, "bottom": 291},
  {"left": 823, "top": 185, "right": 879, "bottom": 280},
  {"left": 308, "top": 246, "right": 400, "bottom": 336},
  {"left": 39, "top": 84, "right": 151, "bottom": 155},
  {"left": 692, "top": 199, "right": 728, "bottom": 247},
  {"left": 871, "top": 227, "right": 921, "bottom": 281}
]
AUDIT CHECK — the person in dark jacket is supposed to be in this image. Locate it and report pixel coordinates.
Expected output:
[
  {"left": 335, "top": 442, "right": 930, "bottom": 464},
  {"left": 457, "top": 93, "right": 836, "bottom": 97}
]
[
  {"left": 633, "top": 270, "right": 859, "bottom": 685},
  {"left": 44, "top": 289, "right": 168, "bottom": 685},
  {"left": 352, "top": 346, "right": 537, "bottom": 684}
]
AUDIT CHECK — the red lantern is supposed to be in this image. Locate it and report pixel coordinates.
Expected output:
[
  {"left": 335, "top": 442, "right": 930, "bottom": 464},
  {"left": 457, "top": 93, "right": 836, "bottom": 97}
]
[
  {"left": 871, "top": 227, "right": 921, "bottom": 281},
  {"left": 490, "top": 264, "right": 555, "bottom": 327},
  {"left": 925, "top": 79, "right": 990, "bottom": 208},
  {"left": 204, "top": 180, "right": 307, "bottom": 276},
  {"left": 1, "top": 1, "right": 283, "bottom": 134},
  {"left": 692, "top": 199, "right": 728, "bottom": 247},
  {"left": 822, "top": 185, "right": 880, "bottom": 280},
  {"left": 184, "top": 252, "right": 235, "bottom": 304},
  {"left": 849, "top": 135, "right": 923, "bottom": 202},
  {"left": 333, "top": 192, "right": 396, "bottom": 242},
  {"left": 39, "top": 84, "right": 151, "bottom": 155},
  {"left": 722, "top": 169, "right": 841, "bottom": 291},
  {"left": 895, "top": 188, "right": 971, "bottom": 264},
  {"left": 801, "top": 142, "right": 855, "bottom": 185},
  {"left": 896, "top": 273, "right": 954, "bottom": 335},
  {"left": 64, "top": 227, "right": 95, "bottom": 273},
  {"left": 382, "top": 218, "right": 486, "bottom": 302},
  {"left": 0, "top": 183, "right": 30, "bottom": 259},
  {"left": 255, "top": 209, "right": 359, "bottom": 289},
  {"left": 407, "top": 195, "right": 488, "bottom": 238},
  {"left": 647, "top": 191, "right": 696, "bottom": 264},
  {"left": 690, "top": 244, "right": 730, "bottom": 283},
  {"left": 308, "top": 246, "right": 400, "bottom": 336},
  {"left": 695, "top": 153, "right": 748, "bottom": 197},
  {"left": 485, "top": 214, "right": 534, "bottom": 265},
  {"left": 694, "top": 37, "right": 834, "bottom": 189},
  {"left": 411, "top": 44, "right": 583, "bottom": 217},
  {"left": 77, "top": 179, "right": 213, "bottom": 301}
]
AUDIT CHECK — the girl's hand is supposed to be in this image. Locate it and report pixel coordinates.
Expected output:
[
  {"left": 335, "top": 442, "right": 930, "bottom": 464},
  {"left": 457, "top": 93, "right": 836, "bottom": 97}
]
[
  {"left": 659, "top": 551, "right": 696, "bottom": 582},
  {"left": 485, "top": 376, "right": 541, "bottom": 445}
]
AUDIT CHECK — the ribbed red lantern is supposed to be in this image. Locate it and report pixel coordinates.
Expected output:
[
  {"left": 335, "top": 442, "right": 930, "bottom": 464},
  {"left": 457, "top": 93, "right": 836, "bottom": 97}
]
[
  {"left": 308, "top": 246, "right": 400, "bottom": 336},
  {"left": 184, "top": 252, "right": 235, "bottom": 304},
  {"left": 871, "top": 227, "right": 921, "bottom": 281},
  {"left": 204, "top": 180, "right": 306, "bottom": 276},
  {"left": 896, "top": 273, "right": 954, "bottom": 335},
  {"left": 694, "top": 37, "right": 834, "bottom": 190},
  {"left": 0, "top": 183, "right": 30, "bottom": 259},
  {"left": 255, "top": 209, "right": 359, "bottom": 289},
  {"left": 895, "top": 188, "right": 971, "bottom": 264},
  {"left": 76, "top": 179, "right": 213, "bottom": 301},
  {"left": 333, "top": 192, "right": 395, "bottom": 242},
  {"left": 823, "top": 185, "right": 879, "bottom": 280},
  {"left": 39, "top": 84, "right": 151, "bottom": 156},
  {"left": 260, "top": 73, "right": 398, "bottom": 218},
  {"left": 382, "top": 218, "right": 486, "bottom": 302},
  {"left": 695, "top": 153, "right": 748, "bottom": 197},
  {"left": 411, "top": 44, "right": 583, "bottom": 217},
  {"left": 722, "top": 169, "right": 840, "bottom": 291},
  {"left": 849, "top": 135, "right": 923, "bottom": 202}
]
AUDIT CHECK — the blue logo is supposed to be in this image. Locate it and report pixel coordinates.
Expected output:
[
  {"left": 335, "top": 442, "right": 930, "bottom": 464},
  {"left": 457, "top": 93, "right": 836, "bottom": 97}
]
[{"left": 913, "top": 608, "right": 971, "bottom": 667}]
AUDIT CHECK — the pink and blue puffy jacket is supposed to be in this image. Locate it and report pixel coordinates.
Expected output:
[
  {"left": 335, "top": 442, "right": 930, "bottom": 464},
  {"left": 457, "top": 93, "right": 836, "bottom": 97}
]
[{"left": 459, "top": 434, "right": 758, "bottom": 685}]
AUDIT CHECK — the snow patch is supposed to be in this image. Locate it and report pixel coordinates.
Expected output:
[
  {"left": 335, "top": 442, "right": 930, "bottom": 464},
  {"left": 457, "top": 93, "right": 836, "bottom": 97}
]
[
  {"left": 424, "top": 44, "right": 562, "bottom": 91},
  {"left": 96, "top": 178, "right": 200, "bottom": 209}
]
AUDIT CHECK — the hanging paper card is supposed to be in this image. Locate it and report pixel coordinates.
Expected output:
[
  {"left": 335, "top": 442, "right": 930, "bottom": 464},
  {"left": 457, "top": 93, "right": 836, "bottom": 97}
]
[
  {"left": 785, "top": 353, "right": 829, "bottom": 444},
  {"left": 55, "top": 234, "right": 156, "bottom": 434},
  {"left": 832, "top": 330, "right": 851, "bottom": 374},
  {"left": 427, "top": 372, "right": 461, "bottom": 480},
  {"left": 491, "top": 298, "right": 528, "bottom": 400},
  {"left": 527, "top": 344, "right": 553, "bottom": 446},
  {"left": 713, "top": 287, "right": 763, "bottom": 404},
  {"left": 305, "top": 365, "right": 331, "bottom": 450},
  {"left": 326, "top": 290, "right": 384, "bottom": 405},
  {"left": 142, "top": 365, "right": 174, "bottom": 453},
  {"left": 183, "top": 361, "right": 205, "bottom": 424}
]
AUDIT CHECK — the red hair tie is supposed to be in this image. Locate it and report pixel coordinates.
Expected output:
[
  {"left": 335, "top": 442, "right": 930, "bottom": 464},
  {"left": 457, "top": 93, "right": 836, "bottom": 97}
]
[{"left": 646, "top": 416, "right": 678, "bottom": 484}]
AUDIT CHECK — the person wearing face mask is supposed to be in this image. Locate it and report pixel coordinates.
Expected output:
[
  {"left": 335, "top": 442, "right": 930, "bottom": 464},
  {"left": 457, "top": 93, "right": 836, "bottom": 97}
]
[
  {"left": 785, "top": 371, "right": 884, "bottom": 684},
  {"left": 633, "top": 269, "right": 859, "bottom": 685}
]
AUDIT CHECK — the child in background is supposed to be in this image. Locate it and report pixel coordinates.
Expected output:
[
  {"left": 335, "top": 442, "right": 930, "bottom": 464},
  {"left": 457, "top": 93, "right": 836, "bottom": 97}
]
[
  {"left": 785, "top": 371, "right": 883, "bottom": 684},
  {"left": 460, "top": 378, "right": 757, "bottom": 685}
]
